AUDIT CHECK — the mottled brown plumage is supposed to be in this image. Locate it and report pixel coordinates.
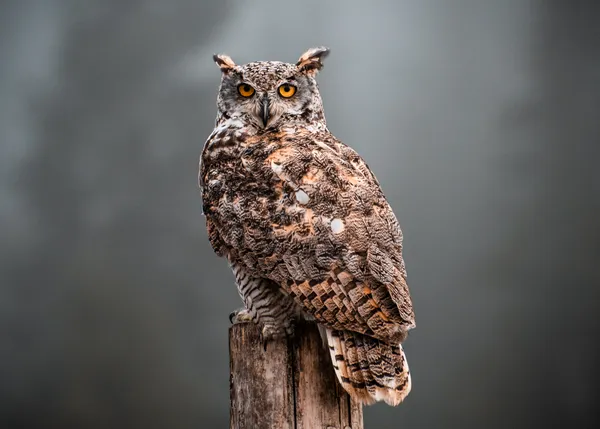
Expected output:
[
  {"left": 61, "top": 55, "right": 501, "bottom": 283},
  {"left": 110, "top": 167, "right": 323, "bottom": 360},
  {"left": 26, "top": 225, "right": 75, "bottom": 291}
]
[{"left": 199, "top": 47, "right": 415, "bottom": 405}]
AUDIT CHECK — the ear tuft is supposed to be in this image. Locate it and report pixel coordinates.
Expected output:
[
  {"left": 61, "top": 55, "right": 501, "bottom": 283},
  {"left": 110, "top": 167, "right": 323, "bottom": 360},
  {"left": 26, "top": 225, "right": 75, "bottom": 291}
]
[
  {"left": 296, "top": 46, "right": 330, "bottom": 75},
  {"left": 213, "top": 54, "right": 236, "bottom": 73}
]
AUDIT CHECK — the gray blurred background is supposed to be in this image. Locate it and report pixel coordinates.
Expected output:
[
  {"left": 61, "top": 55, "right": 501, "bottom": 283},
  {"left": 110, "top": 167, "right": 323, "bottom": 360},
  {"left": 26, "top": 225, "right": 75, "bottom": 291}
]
[{"left": 1, "top": 0, "right": 599, "bottom": 428}]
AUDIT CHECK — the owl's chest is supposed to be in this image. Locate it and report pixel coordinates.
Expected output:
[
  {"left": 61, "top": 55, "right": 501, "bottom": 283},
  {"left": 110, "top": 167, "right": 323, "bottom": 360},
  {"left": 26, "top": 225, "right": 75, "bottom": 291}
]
[
  {"left": 201, "top": 132, "right": 283, "bottom": 218},
  {"left": 203, "top": 142, "right": 272, "bottom": 196}
]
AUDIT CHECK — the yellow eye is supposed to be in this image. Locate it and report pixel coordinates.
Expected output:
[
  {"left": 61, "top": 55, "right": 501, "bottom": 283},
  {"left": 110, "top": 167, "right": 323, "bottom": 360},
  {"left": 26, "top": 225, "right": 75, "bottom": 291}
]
[
  {"left": 238, "top": 84, "right": 255, "bottom": 97},
  {"left": 278, "top": 84, "right": 296, "bottom": 98}
]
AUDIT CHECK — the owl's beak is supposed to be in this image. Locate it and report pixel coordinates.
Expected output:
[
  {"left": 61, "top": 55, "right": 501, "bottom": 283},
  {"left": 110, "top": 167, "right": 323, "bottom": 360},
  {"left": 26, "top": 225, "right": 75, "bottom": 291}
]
[{"left": 260, "top": 93, "right": 270, "bottom": 127}]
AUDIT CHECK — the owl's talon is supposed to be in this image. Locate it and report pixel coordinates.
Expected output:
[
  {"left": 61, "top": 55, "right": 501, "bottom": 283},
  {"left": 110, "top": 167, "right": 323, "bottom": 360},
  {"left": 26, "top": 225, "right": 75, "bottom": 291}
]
[
  {"left": 229, "top": 308, "right": 253, "bottom": 324},
  {"left": 260, "top": 322, "right": 295, "bottom": 351},
  {"left": 261, "top": 325, "right": 282, "bottom": 347}
]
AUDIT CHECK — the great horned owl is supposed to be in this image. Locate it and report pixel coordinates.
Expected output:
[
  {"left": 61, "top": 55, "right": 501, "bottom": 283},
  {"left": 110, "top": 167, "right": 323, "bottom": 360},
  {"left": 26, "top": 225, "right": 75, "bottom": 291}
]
[{"left": 199, "top": 47, "right": 415, "bottom": 406}]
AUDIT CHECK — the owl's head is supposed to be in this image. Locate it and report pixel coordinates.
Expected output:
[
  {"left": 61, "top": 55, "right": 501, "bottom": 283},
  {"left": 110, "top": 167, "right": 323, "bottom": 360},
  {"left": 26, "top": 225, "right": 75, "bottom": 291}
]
[{"left": 212, "top": 47, "right": 329, "bottom": 130}]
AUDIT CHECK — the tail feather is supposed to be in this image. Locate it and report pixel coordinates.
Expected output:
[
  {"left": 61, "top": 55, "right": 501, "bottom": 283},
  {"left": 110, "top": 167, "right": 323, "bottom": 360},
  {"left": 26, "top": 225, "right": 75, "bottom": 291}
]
[
  {"left": 353, "top": 331, "right": 378, "bottom": 403},
  {"left": 339, "top": 329, "right": 373, "bottom": 404},
  {"left": 325, "top": 330, "right": 359, "bottom": 398},
  {"left": 326, "top": 328, "right": 411, "bottom": 406}
]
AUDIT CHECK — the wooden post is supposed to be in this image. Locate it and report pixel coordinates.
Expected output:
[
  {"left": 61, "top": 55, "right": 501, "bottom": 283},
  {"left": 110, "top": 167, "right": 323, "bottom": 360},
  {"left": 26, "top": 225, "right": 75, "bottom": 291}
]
[{"left": 229, "top": 321, "right": 364, "bottom": 429}]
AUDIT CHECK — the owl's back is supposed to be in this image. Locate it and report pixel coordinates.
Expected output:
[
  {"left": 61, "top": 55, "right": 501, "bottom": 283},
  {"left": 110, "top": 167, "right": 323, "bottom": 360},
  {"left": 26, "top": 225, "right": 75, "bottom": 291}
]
[{"left": 201, "top": 123, "right": 414, "bottom": 342}]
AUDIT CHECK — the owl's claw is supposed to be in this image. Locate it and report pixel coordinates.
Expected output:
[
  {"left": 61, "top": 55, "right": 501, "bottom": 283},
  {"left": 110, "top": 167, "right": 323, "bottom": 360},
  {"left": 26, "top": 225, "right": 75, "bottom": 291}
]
[
  {"left": 230, "top": 308, "right": 296, "bottom": 351},
  {"left": 260, "top": 325, "right": 281, "bottom": 351},
  {"left": 260, "top": 323, "right": 295, "bottom": 351},
  {"left": 229, "top": 308, "right": 253, "bottom": 324}
]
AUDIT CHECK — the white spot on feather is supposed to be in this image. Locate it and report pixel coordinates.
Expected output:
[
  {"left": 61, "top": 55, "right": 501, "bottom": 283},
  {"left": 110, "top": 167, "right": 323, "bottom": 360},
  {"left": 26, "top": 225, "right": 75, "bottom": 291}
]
[
  {"left": 331, "top": 218, "right": 345, "bottom": 234},
  {"left": 271, "top": 161, "right": 283, "bottom": 176},
  {"left": 295, "top": 189, "right": 309, "bottom": 205}
]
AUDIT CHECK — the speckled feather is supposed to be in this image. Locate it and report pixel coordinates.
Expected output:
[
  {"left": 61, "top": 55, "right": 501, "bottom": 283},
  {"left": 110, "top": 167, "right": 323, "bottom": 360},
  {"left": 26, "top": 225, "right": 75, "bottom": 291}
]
[{"left": 200, "top": 47, "right": 414, "bottom": 406}]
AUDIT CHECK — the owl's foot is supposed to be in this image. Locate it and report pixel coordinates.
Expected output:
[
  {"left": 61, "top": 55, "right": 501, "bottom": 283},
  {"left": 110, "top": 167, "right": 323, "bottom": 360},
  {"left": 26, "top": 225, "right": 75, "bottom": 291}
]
[
  {"left": 260, "top": 322, "right": 295, "bottom": 351},
  {"left": 229, "top": 308, "right": 295, "bottom": 350},
  {"left": 229, "top": 308, "right": 253, "bottom": 324}
]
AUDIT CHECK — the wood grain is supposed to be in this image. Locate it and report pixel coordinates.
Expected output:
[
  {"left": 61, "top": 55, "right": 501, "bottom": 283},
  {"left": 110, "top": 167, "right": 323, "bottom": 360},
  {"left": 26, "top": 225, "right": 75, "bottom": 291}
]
[{"left": 229, "top": 321, "right": 363, "bottom": 429}]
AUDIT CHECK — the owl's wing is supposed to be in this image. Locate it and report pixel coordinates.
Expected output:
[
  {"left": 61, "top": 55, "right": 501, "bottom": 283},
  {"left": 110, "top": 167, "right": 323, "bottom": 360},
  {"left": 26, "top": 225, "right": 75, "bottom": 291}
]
[{"left": 243, "top": 129, "right": 415, "bottom": 342}]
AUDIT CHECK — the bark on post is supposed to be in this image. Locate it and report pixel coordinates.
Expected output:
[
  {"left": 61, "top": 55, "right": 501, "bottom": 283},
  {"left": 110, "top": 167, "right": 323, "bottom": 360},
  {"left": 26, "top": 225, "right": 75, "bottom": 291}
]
[{"left": 229, "top": 321, "right": 364, "bottom": 429}]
